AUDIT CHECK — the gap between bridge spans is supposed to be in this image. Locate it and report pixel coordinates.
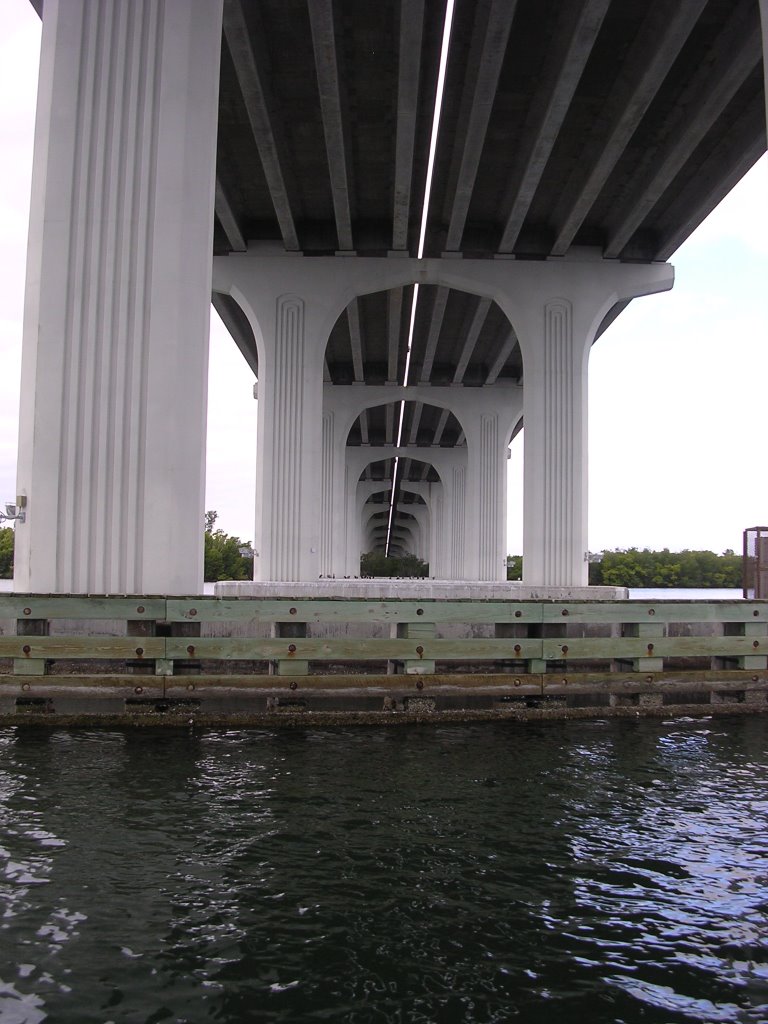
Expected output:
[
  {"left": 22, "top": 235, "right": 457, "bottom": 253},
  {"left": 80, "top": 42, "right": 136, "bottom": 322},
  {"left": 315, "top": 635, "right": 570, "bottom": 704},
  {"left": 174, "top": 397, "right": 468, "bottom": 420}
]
[{"left": 387, "top": 0, "right": 457, "bottom": 555}]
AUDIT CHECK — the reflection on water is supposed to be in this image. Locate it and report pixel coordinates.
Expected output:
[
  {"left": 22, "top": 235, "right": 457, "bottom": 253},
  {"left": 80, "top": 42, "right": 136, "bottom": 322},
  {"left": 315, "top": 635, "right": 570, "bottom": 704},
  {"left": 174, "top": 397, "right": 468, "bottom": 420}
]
[{"left": 0, "top": 720, "right": 766, "bottom": 1023}]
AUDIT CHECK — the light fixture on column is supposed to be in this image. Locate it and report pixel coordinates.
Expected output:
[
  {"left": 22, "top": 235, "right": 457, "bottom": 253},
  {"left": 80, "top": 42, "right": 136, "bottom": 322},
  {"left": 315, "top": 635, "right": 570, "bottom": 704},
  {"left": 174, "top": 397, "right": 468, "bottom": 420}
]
[{"left": 1, "top": 497, "right": 26, "bottom": 523}]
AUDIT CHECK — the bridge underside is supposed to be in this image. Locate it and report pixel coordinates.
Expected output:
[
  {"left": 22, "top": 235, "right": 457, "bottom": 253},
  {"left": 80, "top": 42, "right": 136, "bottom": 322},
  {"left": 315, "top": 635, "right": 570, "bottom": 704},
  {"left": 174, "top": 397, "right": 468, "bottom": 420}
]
[{"left": 12, "top": 0, "right": 768, "bottom": 593}]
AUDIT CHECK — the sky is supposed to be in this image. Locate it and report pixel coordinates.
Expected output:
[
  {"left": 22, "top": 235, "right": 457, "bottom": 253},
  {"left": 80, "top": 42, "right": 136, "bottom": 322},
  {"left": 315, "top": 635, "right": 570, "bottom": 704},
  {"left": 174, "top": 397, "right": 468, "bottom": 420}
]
[{"left": 1, "top": 1, "right": 766, "bottom": 559}]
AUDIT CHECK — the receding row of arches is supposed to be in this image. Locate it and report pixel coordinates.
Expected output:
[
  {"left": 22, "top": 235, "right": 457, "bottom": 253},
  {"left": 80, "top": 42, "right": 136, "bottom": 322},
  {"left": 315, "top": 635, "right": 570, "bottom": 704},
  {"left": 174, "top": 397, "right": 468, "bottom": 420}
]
[
  {"left": 210, "top": 251, "right": 655, "bottom": 586},
  {"left": 215, "top": 279, "right": 524, "bottom": 573}
]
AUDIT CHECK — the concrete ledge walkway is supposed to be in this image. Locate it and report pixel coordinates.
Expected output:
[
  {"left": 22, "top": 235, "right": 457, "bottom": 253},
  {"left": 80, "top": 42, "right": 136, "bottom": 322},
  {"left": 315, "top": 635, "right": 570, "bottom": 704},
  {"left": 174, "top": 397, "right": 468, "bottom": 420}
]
[{"left": 214, "top": 580, "right": 629, "bottom": 600}]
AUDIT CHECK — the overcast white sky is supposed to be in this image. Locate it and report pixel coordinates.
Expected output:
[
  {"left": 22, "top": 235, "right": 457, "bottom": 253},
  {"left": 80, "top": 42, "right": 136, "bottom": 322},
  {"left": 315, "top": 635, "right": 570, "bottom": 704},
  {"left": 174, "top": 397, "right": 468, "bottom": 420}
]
[{"left": 1, "top": 2, "right": 766, "bottom": 558}]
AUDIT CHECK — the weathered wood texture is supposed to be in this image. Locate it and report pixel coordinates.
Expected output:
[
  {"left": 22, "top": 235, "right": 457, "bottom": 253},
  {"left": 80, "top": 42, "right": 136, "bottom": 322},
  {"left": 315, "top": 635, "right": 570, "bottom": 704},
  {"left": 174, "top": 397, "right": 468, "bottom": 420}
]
[{"left": 1, "top": 597, "right": 766, "bottom": 688}]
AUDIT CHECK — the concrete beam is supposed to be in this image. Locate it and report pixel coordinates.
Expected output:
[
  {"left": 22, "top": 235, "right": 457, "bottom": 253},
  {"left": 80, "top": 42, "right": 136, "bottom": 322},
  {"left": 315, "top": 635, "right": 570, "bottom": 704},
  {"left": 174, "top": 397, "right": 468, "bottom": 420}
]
[
  {"left": 485, "top": 329, "right": 518, "bottom": 386},
  {"left": 654, "top": 99, "right": 766, "bottom": 261},
  {"left": 308, "top": 0, "right": 354, "bottom": 251},
  {"left": 387, "top": 287, "right": 404, "bottom": 382},
  {"left": 452, "top": 296, "right": 491, "bottom": 384},
  {"left": 223, "top": 0, "right": 300, "bottom": 250},
  {"left": 498, "top": 0, "right": 611, "bottom": 253},
  {"left": 215, "top": 177, "right": 247, "bottom": 252},
  {"left": 418, "top": 285, "right": 449, "bottom": 383},
  {"left": 346, "top": 298, "right": 365, "bottom": 383},
  {"left": 211, "top": 293, "right": 259, "bottom": 376},
  {"left": 392, "top": 0, "right": 425, "bottom": 251},
  {"left": 443, "top": 0, "right": 517, "bottom": 251},
  {"left": 551, "top": 0, "right": 707, "bottom": 257},
  {"left": 604, "top": 0, "right": 762, "bottom": 258}
]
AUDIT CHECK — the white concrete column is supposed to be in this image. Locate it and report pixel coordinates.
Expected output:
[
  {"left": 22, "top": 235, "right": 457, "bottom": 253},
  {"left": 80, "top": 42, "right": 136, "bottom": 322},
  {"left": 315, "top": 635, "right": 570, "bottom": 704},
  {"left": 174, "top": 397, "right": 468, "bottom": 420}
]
[
  {"left": 14, "top": 0, "right": 222, "bottom": 594},
  {"left": 320, "top": 409, "right": 338, "bottom": 574},
  {"left": 508, "top": 260, "right": 674, "bottom": 587},
  {"left": 255, "top": 295, "right": 325, "bottom": 580},
  {"left": 521, "top": 298, "right": 590, "bottom": 586},
  {"left": 214, "top": 259, "right": 356, "bottom": 581},
  {"left": 322, "top": 384, "right": 368, "bottom": 575},
  {"left": 451, "top": 387, "right": 521, "bottom": 581},
  {"left": 397, "top": 503, "right": 429, "bottom": 561}
]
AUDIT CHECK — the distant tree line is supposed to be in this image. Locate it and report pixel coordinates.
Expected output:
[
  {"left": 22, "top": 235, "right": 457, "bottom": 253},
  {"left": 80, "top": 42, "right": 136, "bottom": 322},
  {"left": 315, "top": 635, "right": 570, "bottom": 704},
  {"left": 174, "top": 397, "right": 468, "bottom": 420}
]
[
  {"left": 507, "top": 548, "right": 742, "bottom": 588},
  {"left": 204, "top": 511, "right": 254, "bottom": 582},
  {"left": 0, "top": 527, "right": 12, "bottom": 578},
  {"left": 360, "top": 552, "right": 429, "bottom": 578},
  {"left": 1, "top": 518, "right": 255, "bottom": 583},
  {"left": 590, "top": 548, "right": 742, "bottom": 588},
  {"left": 0, "top": 527, "right": 745, "bottom": 589}
]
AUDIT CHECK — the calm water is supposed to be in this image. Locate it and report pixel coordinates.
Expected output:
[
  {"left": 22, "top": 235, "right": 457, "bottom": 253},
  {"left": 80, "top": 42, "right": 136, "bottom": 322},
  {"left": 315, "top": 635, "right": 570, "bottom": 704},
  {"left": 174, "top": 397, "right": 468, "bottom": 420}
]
[{"left": 0, "top": 720, "right": 767, "bottom": 1023}]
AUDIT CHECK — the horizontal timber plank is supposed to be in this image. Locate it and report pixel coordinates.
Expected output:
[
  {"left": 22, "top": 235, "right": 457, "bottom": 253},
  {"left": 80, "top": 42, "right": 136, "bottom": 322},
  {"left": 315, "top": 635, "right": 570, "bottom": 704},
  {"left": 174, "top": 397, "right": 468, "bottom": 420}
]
[
  {"left": 540, "top": 601, "right": 767, "bottom": 624},
  {"left": 165, "top": 637, "right": 545, "bottom": 660},
  {"left": 541, "top": 636, "right": 764, "bottom": 658},
  {"left": 0, "top": 637, "right": 166, "bottom": 659},
  {"left": 0, "top": 673, "right": 546, "bottom": 692},
  {"left": 165, "top": 598, "right": 543, "bottom": 624},
  {"left": 0, "top": 595, "right": 166, "bottom": 619}
]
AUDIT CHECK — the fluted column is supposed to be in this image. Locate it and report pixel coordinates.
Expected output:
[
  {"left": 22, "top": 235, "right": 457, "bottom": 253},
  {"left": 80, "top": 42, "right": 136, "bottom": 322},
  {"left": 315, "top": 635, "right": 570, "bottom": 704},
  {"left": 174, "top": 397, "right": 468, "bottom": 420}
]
[
  {"left": 521, "top": 298, "right": 590, "bottom": 586},
  {"left": 14, "top": 0, "right": 222, "bottom": 594},
  {"left": 255, "top": 295, "right": 325, "bottom": 580}
]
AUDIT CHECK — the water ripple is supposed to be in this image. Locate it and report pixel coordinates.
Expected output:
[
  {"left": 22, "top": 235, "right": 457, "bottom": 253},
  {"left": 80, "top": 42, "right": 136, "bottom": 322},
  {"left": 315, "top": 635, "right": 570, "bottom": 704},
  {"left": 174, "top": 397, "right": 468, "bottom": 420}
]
[{"left": 0, "top": 721, "right": 766, "bottom": 1022}]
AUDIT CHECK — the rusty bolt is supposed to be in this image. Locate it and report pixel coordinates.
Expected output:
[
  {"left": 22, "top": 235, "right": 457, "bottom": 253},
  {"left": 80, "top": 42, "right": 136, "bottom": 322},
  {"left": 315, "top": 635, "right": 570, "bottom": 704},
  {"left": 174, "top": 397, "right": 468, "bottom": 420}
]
[
  {"left": 515, "top": 610, "right": 522, "bottom": 618},
  {"left": 514, "top": 644, "right": 521, "bottom": 655},
  {"left": 416, "top": 608, "right": 424, "bottom": 616},
  {"left": 647, "top": 643, "right": 655, "bottom": 653},
  {"left": 22, "top": 645, "right": 31, "bottom": 655},
  {"left": 134, "top": 686, "right": 144, "bottom": 695},
  {"left": 561, "top": 645, "right": 568, "bottom": 655},
  {"left": 289, "top": 681, "right": 298, "bottom": 691},
  {"left": 136, "top": 605, "right": 145, "bottom": 614},
  {"left": 288, "top": 644, "right": 297, "bottom": 653},
  {"left": 21, "top": 682, "right": 30, "bottom": 692},
  {"left": 23, "top": 607, "right": 31, "bottom": 616},
  {"left": 514, "top": 678, "right": 521, "bottom": 687},
  {"left": 753, "top": 640, "right": 760, "bottom": 649},
  {"left": 561, "top": 609, "right": 569, "bottom": 616},
  {"left": 648, "top": 609, "right": 656, "bottom": 616},
  {"left": 416, "top": 646, "right": 424, "bottom": 657},
  {"left": 135, "top": 647, "right": 144, "bottom": 657},
  {"left": 189, "top": 608, "right": 197, "bottom": 617},
  {"left": 289, "top": 607, "right": 297, "bottom": 615},
  {"left": 186, "top": 645, "right": 195, "bottom": 656}
]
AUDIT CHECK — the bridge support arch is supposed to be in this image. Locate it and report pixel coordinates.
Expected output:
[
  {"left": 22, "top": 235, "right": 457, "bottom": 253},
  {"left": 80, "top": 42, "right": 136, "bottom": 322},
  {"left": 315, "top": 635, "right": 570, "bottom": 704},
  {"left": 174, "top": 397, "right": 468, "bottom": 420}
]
[{"left": 215, "top": 256, "right": 672, "bottom": 587}]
